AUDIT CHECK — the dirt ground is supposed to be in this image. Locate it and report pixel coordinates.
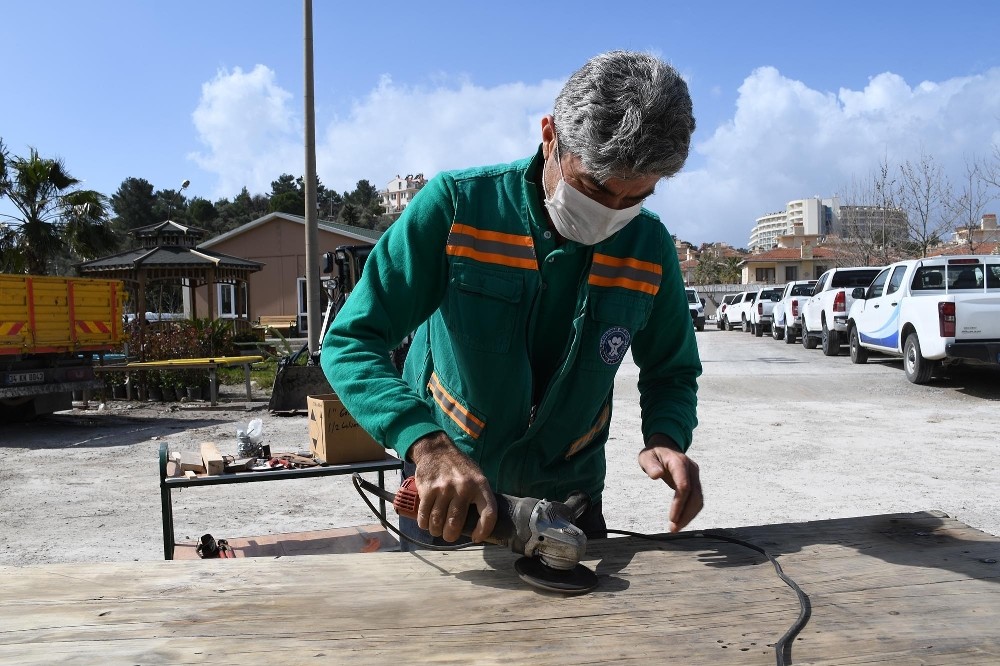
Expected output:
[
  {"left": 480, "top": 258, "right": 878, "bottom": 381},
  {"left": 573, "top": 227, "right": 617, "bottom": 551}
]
[{"left": 2, "top": 324, "right": 998, "bottom": 566}]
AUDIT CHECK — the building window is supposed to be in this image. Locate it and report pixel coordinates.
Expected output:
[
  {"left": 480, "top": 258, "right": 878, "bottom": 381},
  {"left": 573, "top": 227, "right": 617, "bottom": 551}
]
[
  {"left": 216, "top": 283, "right": 246, "bottom": 319},
  {"left": 755, "top": 267, "right": 775, "bottom": 283},
  {"left": 785, "top": 266, "right": 798, "bottom": 281},
  {"left": 297, "top": 277, "right": 330, "bottom": 335}
]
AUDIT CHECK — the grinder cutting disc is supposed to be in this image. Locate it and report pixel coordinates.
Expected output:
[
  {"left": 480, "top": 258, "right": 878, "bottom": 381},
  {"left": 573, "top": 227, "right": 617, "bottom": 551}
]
[{"left": 514, "top": 556, "right": 598, "bottom": 594}]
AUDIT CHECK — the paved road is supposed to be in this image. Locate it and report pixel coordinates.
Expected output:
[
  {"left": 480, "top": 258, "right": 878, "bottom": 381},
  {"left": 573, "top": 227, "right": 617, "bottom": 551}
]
[{"left": 606, "top": 320, "right": 1000, "bottom": 537}]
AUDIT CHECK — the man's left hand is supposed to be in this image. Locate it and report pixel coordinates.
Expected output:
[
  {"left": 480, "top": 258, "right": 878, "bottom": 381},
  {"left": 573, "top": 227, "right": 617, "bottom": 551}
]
[{"left": 638, "top": 434, "right": 703, "bottom": 532}]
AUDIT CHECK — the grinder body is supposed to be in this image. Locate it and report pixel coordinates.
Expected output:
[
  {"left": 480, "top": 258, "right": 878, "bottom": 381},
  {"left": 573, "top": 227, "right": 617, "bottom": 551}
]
[{"left": 393, "top": 477, "right": 589, "bottom": 572}]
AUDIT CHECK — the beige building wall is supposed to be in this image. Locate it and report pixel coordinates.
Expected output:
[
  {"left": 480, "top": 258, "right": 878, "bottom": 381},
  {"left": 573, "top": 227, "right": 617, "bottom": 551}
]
[{"left": 193, "top": 218, "right": 375, "bottom": 324}]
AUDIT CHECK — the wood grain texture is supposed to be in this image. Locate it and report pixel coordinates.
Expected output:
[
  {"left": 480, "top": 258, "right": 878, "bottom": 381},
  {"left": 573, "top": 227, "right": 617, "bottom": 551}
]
[{"left": 1, "top": 512, "right": 997, "bottom": 665}]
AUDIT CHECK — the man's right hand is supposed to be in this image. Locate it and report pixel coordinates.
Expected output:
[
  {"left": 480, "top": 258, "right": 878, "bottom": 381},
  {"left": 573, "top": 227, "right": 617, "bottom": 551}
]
[{"left": 408, "top": 432, "right": 497, "bottom": 543}]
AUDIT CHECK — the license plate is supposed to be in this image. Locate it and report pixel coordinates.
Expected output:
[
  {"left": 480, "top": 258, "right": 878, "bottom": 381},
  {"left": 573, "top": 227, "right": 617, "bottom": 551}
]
[{"left": 7, "top": 371, "right": 45, "bottom": 385}]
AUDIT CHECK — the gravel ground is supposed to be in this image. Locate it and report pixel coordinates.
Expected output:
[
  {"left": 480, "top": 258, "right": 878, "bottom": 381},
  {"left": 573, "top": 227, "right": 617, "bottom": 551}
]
[{"left": 2, "top": 322, "right": 998, "bottom": 566}]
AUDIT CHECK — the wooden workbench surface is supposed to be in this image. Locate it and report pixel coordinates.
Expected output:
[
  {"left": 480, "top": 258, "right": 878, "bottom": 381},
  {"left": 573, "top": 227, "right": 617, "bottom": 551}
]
[{"left": 2, "top": 511, "right": 998, "bottom": 665}]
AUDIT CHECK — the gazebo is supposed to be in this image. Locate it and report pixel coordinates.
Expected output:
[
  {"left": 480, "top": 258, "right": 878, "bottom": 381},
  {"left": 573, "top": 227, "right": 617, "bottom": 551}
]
[{"left": 77, "top": 221, "right": 264, "bottom": 353}]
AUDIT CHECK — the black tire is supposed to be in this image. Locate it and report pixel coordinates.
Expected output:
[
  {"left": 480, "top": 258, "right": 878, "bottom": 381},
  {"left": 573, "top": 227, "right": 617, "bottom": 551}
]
[
  {"left": 742, "top": 316, "right": 750, "bottom": 333},
  {"left": 821, "top": 320, "right": 840, "bottom": 356},
  {"left": 903, "top": 334, "right": 935, "bottom": 384},
  {"left": 696, "top": 322, "right": 704, "bottom": 332},
  {"left": 802, "top": 322, "right": 818, "bottom": 349},
  {"left": 726, "top": 316, "right": 735, "bottom": 331},
  {"left": 784, "top": 326, "right": 796, "bottom": 344},
  {"left": 772, "top": 324, "right": 784, "bottom": 341},
  {"left": 849, "top": 326, "right": 868, "bottom": 364},
  {"left": 754, "top": 321, "right": 763, "bottom": 337}
]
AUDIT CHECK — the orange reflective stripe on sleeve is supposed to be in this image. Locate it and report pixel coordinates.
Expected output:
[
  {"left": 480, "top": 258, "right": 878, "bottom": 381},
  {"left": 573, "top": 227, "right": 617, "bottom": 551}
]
[
  {"left": 428, "top": 372, "right": 485, "bottom": 440},
  {"left": 589, "top": 253, "right": 662, "bottom": 295},
  {"left": 447, "top": 223, "right": 537, "bottom": 270}
]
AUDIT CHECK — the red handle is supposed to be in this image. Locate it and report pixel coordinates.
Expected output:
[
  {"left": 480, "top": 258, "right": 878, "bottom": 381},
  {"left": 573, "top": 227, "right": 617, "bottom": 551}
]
[{"left": 393, "top": 476, "right": 420, "bottom": 519}]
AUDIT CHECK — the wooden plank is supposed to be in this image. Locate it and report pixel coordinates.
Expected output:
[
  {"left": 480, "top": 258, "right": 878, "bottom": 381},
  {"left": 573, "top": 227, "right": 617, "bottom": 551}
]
[
  {"left": 0, "top": 512, "right": 997, "bottom": 665},
  {"left": 199, "top": 442, "right": 224, "bottom": 476}
]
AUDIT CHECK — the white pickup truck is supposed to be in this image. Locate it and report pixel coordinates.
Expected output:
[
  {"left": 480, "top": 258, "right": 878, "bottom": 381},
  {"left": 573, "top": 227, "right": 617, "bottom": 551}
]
[
  {"left": 772, "top": 280, "right": 817, "bottom": 343},
  {"left": 748, "top": 286, "right": 783, "bottom": 337},
  {"left": 846, "top": 255, "right": 1000, "bottom": 383},
  {"left": 801, "top": 266, "right": 883, "bottom": 355},
  {"left": 722, "top": 290, "right": 757, "bottom": 332}
]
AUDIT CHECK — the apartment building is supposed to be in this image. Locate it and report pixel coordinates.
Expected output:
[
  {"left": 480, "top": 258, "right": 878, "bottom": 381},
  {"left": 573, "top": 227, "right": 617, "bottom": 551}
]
[
  {"left": 953, "top": 213, "right": 1000, "bottom": 248},
  {"left": 749, "top": 197, "right": 837, "bottom": 252}
]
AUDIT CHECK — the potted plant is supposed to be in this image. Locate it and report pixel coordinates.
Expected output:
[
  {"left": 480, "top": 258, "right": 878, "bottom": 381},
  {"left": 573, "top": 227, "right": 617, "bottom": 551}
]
[
  {"left": 108, "top": 374, "right": 127, "bottom": 400},
  {"left": 183, "top": 370, "right": 203, "bottom": 401}
]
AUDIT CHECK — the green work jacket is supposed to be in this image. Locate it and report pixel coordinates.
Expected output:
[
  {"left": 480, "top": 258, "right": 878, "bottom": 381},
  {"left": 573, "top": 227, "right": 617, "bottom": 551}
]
[{"left": 321, "top": 150, "right": 701, "bottom": 503}]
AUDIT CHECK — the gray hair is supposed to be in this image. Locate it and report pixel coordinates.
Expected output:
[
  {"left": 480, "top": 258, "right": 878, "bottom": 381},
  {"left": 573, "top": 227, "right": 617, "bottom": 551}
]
[{"left": 553, "top": 51, "right": 696, "bottom": 182}]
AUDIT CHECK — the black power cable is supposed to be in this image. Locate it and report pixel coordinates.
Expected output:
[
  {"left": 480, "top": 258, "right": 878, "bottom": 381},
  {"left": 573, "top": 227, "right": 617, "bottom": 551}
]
[
  {"left": 605, "top": 528, "right": 811, "bottom": 666},
  {"left": 353, "top": 475, "right": 810, "bottom": 666}
]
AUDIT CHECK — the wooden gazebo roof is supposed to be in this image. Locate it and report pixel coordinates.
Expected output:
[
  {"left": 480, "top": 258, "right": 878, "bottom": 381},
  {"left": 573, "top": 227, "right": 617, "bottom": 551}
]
[
  {"left": 76, "top": 221, "right": 264, "bottom": 347},
  {"left": 78, "top": 221, "right": 263, "bottom": 284}
]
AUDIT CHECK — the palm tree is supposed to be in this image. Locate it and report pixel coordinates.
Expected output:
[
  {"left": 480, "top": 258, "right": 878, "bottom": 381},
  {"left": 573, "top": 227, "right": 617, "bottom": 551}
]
[
  {"left": 0, "top": 139, "right": 115, "bottom": 275},
  {"left": 720, "top": 257, "right": 743, "bottom": 284}
]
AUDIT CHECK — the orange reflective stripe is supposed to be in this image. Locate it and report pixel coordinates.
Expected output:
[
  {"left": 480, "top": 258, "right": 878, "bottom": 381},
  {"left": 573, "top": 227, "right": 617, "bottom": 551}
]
[
  {"left": 451, "top": 223, "right": 533, "bottom": 248},
  {"left": 565, "top": 403, "right": 611, "bottom": 459},
  {"left": 589, "top": 253, "right": 662, "bottom": 295},
  {"left": 589, "top": 274, "right": 658, "bottom": 295},
  {"left": 447, "top": 223, "right": 537, "bottom": 270},
  {"left": 76, "top": 321, "right": 111, "bottom": 335},
  {"left": 428, "top": 372, "right": 485, "bottom": 440}
]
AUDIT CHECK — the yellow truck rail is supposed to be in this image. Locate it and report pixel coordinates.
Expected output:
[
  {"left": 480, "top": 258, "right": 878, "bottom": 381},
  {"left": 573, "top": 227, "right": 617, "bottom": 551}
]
[{"left": 0, "top": 274, "right": 126, "bottom": 356}]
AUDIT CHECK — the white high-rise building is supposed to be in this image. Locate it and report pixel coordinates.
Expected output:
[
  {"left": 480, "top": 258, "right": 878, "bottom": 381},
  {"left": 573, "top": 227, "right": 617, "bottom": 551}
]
[{"left": 749, "top": 197, "right": 839, "bottom": 252}]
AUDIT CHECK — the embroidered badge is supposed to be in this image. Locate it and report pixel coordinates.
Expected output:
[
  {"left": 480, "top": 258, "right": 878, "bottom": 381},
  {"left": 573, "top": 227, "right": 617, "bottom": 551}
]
[{"left": 599, "top": 326, "right": 631, "bottom": 365}]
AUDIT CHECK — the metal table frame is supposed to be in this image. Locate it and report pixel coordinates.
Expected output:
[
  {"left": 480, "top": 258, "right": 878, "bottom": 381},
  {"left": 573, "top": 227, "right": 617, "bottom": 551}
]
[{"left": 158, "top": 442, "right": 402, "bottom": 559}]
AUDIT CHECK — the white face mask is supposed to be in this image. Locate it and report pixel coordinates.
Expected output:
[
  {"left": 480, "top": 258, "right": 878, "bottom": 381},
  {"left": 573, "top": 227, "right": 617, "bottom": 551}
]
[{"left": 543, "top": 141, "right": 644, "bottom": 245}]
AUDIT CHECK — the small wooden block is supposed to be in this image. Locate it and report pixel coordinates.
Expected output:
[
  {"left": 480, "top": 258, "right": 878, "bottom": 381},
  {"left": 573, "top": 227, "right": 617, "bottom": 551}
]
[
  {"left": 184, "top": 470, "right": 197, "bottom": 480},
  {"left": 200, "top": 442, "right": 225, "bottom": 476},
  {"left": 177, "top": 451, "right": 206, "bottom": 473}
]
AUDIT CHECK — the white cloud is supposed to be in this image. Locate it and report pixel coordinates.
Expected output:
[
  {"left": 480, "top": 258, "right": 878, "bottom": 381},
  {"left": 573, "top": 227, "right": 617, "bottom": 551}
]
[
  {"left": 189, "top": 65, "right": 301, "bottom": 197},
  {"left": 189, "top": 64, "right": 1000, "bottom": 248},
  {"left": 317, "top": 75, "right": 562, "bottom": 192},
  {"left": 658, "top": 66, "right": 1000, "bottom": 247},
  {"left": 189, "top": 66, "right": 560, "bottom": 198}
]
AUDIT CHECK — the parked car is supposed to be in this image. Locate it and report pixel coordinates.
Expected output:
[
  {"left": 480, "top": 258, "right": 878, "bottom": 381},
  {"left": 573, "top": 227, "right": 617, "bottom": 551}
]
[
  {"left": 801, "top": 267, "right": 883, "bottom": 355},
  {"left": 772, "top": 280, "right": 817, "bottom": 343},
  {"left": 748, "top": 287, "right": 783, "bottom": 337},
  {"left": 847, "top": 255, "right": 1000, "bottom": 383},
  {"left": 716, "top": 293, "right": 740, "bottom": 330},
  {"left": 685, "top": 287, "right": 706, "bottom": 331},
  {"left": 724, "top": 291, "right": 757, "bottom": 332}
]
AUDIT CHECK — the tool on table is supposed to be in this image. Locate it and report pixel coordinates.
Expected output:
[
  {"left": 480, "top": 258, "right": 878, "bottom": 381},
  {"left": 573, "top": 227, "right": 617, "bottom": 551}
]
[
  {"left": 354, "top": 474, "right": 598, "bottom": 594},
  {"left": 196, "top": 533, "right": 234, "bottom": 559}
]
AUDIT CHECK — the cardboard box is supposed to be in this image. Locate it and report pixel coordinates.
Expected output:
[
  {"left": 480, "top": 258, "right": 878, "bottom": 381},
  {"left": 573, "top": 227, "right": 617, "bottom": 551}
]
[{"left": 307, "top": 394, "right": 386, "bottom": 464}]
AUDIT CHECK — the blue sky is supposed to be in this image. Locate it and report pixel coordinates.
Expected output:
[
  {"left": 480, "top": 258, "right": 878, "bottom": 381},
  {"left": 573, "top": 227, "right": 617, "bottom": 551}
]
[{"left": 4, "top": 1, "right": 999, "bottom": 248}]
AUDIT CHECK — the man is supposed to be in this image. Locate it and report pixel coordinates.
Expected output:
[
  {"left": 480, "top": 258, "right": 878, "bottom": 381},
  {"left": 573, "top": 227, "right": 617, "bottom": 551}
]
[{"left": 322, "top": 50, "right": 702, "bottom": 546}]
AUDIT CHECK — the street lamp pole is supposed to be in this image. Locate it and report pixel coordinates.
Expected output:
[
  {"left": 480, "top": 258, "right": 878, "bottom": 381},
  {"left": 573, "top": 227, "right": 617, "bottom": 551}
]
[
  {"left": 303, "top": 0, "right": 321, "bottom": 355},
  {"left": 167, "top": 179, "right": 190, "bottom": 222}
]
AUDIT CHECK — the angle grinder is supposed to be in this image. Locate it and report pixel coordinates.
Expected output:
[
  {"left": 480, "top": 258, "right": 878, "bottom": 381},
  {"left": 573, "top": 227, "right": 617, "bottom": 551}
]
[{"left": 354, "top": 475, "right": 599, "bottom": 594}]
